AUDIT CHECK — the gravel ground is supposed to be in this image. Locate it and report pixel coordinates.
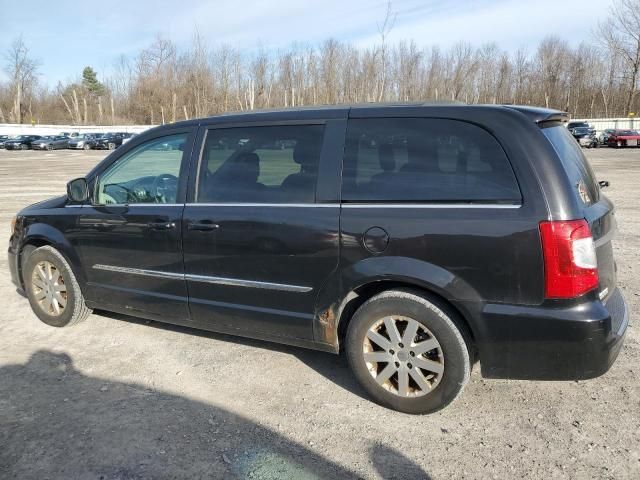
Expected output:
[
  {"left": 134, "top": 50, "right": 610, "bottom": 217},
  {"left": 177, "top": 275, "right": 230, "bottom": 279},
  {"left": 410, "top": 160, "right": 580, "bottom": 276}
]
[{"left": 0, "top": 147, "right": 638, "bottom": 480}]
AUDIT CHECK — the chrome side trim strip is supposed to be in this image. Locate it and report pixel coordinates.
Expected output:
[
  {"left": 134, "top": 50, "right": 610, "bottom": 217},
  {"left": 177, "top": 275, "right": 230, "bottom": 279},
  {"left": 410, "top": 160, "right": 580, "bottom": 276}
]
[
  {"left": 186, "top": 203, "right": 337, "bottom": 208},
  {"left": 341, "top": 203, "right": 522, "bottom": 209},
  {"left": 185, "top": 273, "right": 312, "bottom": 293},
  {"left": 93, "top": 264, "right": 184, "bottom": 280},
  {"left": 184, "top": 202, "right": 520, "bottom": 209},
  {"left": 92, "top": 264, "right": 312, "bottom": 293},
  {"left": 67, "top": 203, "right": 184, "bottom": 208}
]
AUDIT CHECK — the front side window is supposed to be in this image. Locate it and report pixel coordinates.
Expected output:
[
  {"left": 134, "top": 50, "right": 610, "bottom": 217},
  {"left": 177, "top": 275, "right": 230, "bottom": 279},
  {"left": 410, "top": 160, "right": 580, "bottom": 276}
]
[
  {"left": 96, "top": 133, "right": 187, "bottom": 205},
  {"left": 197, "top": 125, "right": 324, "bottom": 203},
  {"left": 342, "top": 118, "right": 521, "bottom": 203}
]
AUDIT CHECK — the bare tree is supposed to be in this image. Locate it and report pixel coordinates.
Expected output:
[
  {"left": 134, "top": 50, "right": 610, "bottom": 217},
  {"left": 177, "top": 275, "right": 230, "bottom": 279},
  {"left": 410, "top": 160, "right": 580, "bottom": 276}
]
[
  {"left": 4, "top": 36, "right": 39, "bottom": 124},
  {"left": 597, "top": 0, "right": 640, "bottom": 114},
  {"left": 7, "top": 25, "right": 640, "bottom": 125},
  {"left": 376, "top": 1, "right": 397, "bottom": 101}
]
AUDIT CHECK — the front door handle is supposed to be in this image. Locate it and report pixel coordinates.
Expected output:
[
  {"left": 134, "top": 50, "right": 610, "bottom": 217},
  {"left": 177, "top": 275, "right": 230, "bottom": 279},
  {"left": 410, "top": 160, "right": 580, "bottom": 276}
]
[
  {"left": 148, "top": 220, "right": 176, "bottom": 230},
  {"left": 188, "top": 220, "right": 220, "bottom": 231}
]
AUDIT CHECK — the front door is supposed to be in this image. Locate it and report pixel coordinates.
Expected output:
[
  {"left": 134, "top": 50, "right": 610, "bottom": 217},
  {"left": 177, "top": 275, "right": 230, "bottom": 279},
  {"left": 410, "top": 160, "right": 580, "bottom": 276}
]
[
  {"left": 72, "top": 130, "right": 194, "bottom": 320},
  {"left": 182, "top": 123, "right": 341, "bottom": 340}
]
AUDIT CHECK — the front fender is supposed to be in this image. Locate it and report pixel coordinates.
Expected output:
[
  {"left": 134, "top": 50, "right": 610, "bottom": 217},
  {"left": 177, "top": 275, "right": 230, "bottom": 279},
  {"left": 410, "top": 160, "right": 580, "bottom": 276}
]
[{"left": 20, "top": 222, "right": 86, "bottom": 287}]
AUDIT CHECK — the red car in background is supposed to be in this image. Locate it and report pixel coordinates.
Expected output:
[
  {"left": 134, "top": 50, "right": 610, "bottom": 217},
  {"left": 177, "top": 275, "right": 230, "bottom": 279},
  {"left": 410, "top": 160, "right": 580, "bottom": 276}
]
[{"left": 608, "top": 129, "right": 640, "bottom": 147}]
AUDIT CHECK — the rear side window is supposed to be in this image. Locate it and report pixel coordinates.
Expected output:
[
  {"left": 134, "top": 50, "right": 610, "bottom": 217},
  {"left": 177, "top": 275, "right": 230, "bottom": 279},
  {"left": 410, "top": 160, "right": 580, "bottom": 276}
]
[
  {"left": 342, "top": 118, "right": 521, "bottom": 203},
  {"left": 542, "top": 126, "right": 599, "bottom": 206},
  {"left": 197, "top": 125, "right": 324, "bottom": 204}
]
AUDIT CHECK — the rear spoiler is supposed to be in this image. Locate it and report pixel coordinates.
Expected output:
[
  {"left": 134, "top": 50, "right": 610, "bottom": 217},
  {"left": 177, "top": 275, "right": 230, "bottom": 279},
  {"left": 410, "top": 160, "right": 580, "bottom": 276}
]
[
  {"left": 536, "top": 111, "right": 570, "bottom": 125},
  {"left": 503, "top": 106, "right": 569, "bottom": 125}
]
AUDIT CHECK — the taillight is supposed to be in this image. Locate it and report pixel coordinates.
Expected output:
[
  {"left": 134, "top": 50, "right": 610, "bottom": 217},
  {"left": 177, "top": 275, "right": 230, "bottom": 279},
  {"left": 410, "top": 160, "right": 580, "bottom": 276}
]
[{"left": 539, "top": 220, "right": 599, "bottom": 299}]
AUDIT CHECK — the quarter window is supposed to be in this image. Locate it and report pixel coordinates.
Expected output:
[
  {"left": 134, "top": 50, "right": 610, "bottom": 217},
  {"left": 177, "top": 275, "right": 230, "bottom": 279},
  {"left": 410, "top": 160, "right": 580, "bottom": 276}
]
[
  {"left": 96, "top": 133, "right": 187, "bottom": 205},
  {"left": 197, "top": 125, "right": 324, "bottom": 204},
  {"left": 342, "top": 118, "right": 521, "bottom": 203}
]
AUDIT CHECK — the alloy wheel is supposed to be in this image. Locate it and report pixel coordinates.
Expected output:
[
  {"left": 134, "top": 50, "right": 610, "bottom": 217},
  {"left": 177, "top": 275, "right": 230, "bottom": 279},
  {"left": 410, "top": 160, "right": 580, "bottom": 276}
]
[
  {"left": 363, "top": 316, "right": 444, "bottom": 398},
  {"left": 31, "top": 261, "right": 67, "bottom": 316}
]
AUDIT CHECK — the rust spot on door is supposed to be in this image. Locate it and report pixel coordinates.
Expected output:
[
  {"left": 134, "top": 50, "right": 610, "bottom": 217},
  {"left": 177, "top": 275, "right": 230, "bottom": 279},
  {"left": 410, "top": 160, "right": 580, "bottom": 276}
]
[{"left": 318, "top": 306, "right": 338, "bottom": 346}]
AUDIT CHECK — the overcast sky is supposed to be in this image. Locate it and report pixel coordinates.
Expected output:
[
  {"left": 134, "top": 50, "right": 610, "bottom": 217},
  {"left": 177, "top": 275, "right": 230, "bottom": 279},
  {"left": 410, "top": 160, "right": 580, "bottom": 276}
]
[{"left": 0, "top": 0, "right": 608, "bottom": 86}]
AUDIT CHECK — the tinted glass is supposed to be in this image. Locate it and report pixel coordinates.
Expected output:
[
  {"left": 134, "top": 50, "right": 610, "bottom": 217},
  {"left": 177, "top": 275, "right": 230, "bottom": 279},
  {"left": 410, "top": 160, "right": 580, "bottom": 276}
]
[
  {"left": 342, "top": 118, "right": 521, "bottom": 202},
  {"left": 96, "top": 133, "right": 187, "bottom": 205},
  {"left": 197, "top": 125, "right": 324, "bottom": 203},
  {"left": 542, "top": 125, "right": 599, "bottom": 206}
]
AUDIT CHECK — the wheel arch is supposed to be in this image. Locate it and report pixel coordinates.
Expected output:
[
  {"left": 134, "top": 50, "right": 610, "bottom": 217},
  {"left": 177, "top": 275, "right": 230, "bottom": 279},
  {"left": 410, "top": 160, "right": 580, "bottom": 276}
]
[
  {"left": 19, "top": 224, "right": 86, "bottom": 290},
  {"left": 334, "top": 279, "right": 477, "bottom": 354}
]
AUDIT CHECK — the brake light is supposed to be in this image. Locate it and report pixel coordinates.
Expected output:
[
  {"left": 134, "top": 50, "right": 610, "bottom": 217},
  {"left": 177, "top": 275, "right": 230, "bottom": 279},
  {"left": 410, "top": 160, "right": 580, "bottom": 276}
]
[{"left": 539, "top": 220, "right": 599, "bottom": 298}]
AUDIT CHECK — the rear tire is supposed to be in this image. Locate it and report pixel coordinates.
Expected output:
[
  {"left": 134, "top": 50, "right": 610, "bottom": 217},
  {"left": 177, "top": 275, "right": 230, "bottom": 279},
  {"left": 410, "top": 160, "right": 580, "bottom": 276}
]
[
  {"left": 23, "top": 246, "right": 91, "bottom": 327},
  {"left": 346, "top": 289, "right": 471, "bottom": 414},
  {"left": 108, "top": 142, "right": 116, "bottom": 150}
]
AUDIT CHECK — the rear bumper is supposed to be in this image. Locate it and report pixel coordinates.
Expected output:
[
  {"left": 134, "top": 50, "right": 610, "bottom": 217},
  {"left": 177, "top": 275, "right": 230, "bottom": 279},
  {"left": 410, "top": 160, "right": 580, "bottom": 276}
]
[{"left": 472, "top": 288, "right": 628, "bottom": 380}]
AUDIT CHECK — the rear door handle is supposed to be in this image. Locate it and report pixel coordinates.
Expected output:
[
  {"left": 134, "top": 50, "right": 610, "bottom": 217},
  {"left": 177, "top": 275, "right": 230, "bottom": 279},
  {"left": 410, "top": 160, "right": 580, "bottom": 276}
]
[
  {"left": 148, "top": 220, "right": 176, "bottom": 230},
  {"left": 188, "top": 220, "right": 220, "bottom": 231}
]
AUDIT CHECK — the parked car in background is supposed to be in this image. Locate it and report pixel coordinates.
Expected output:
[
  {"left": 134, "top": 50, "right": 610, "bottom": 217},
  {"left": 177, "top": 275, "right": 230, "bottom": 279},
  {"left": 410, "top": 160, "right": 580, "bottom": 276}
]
[
  {"left": 83, "top": 133, "right": 106, "bottom": 150},
  {"left": 599, "top": 129, "right": 615, "bottom": 145},
  {"left": 8, "top": 104, "right": 628, "bottom": 414},
  {"left": 4, "top": 135, "right": 42, "bottom": 150},
  {"left": 567, "top": 121, "right": 591, "bottom": 131},
  {"left": 32, "top": 135, "right": 70, "bottom": 150},
  {"left": 67, "top": 134, "right": 96, "bottom": 150},
  {"left": 94, "top": 132, "right": 130, "bottom": 150},
  {"left": 570, "top": 127, "right": 598, "bottom": 148},
  {"left": 0, "top": 135, "right": 10, "bottom": 148},
  {"left": 607, "top": 129, "right": 640, "bottom": 148}
]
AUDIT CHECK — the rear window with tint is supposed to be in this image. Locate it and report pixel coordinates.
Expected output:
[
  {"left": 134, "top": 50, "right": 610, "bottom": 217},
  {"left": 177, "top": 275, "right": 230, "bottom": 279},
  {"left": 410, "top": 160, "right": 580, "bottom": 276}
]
[
  {"left": 342, "top": 118, "right": 521, "bottom": 203},
  {"left": 542, "top": 126, "right": 600, "bottom": 206}
]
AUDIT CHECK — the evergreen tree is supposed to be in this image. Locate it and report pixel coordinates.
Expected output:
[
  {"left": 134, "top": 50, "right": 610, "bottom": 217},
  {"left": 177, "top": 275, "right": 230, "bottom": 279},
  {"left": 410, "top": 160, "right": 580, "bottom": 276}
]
[{"left": 82, "top": 66, "right": 105, "bottom": 96}]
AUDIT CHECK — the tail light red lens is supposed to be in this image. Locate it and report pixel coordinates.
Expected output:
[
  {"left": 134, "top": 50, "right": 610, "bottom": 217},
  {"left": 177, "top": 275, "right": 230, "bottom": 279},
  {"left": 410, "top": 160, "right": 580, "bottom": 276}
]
[{"left": 539, "top": 220, "right": 599, "bottom": 299}]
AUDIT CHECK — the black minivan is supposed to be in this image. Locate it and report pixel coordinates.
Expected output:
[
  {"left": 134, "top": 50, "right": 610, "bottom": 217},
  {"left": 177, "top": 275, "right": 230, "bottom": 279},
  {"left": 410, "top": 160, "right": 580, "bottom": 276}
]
[{"left": 8, "top": 104, "right": 628, "bottom": 414}]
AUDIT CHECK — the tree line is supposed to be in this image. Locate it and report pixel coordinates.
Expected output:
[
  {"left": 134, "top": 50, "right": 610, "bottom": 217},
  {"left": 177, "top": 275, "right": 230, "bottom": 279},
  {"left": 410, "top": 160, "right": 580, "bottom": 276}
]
[{"left": 2, "top": 0, "right": 640, "bottom": 125}]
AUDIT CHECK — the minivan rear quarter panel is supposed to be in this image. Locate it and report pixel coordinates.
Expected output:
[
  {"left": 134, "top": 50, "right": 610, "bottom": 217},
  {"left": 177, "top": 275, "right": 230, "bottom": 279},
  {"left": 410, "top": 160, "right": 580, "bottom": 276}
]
[{"left": 339, "top": 106, "right": 558, "bottom": 374}]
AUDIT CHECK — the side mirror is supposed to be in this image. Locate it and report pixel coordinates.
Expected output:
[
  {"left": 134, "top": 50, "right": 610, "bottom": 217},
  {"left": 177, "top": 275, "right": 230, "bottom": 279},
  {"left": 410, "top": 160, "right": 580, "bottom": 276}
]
[
  {"left": 67, "top": 177, "right": 89, "bottom": 203},
  {"left": 599, "top": 180, "right": 610, "bottom": 189}
]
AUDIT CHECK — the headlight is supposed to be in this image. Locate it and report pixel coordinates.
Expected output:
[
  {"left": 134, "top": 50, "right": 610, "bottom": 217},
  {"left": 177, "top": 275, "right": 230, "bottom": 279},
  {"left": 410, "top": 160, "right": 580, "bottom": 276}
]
[{"left": 10, "top": 216, "right": 17, "bottom": 235}]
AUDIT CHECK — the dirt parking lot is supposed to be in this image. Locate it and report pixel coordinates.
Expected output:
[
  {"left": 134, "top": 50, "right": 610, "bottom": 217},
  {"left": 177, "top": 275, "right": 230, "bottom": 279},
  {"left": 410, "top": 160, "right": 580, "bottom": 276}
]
[{"left": 0, "top": 147, "right": 638, "bottom": 479}]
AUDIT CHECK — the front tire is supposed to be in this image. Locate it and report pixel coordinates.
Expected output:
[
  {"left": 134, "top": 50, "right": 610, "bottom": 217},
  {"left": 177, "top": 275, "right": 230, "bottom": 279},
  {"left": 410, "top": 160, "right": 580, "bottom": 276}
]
[
  {"left": 108, "top": 142, "right": 116, "bottom": 150},
  {"left": 346, "top": 289, "right": 471, "bottom": 414},
  {"left": 23, "top": 246, "right": 91, "bottom": 327}
]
